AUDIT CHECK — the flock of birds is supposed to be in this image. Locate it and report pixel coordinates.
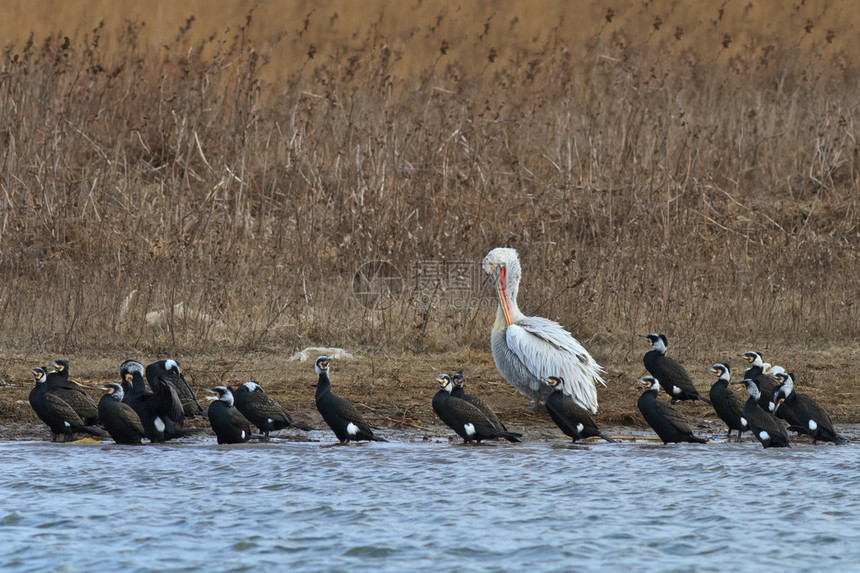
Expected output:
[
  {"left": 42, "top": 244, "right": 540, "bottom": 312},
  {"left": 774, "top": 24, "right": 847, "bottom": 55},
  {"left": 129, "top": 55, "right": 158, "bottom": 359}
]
[{"left": 24, "top": 247, "right": 848, "bottom": 448}]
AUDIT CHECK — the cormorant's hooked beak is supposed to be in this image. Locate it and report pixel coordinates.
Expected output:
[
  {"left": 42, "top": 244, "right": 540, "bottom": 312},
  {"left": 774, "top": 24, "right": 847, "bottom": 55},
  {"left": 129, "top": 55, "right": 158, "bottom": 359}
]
[{"left": 202, "top": 387, "right": 218, "bottom": 401}]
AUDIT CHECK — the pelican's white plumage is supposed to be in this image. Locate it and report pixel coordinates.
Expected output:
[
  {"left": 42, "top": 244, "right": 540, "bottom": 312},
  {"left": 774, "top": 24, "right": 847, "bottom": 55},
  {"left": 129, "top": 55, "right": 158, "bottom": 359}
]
[{"left": 482, "top": 247, "right": 605, "bottom": 412}]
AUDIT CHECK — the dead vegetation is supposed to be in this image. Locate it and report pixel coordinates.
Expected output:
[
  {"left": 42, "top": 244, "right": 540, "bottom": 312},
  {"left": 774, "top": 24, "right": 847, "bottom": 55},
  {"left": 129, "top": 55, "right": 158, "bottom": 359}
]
[{"left": 0, "top": 2, "right": 858, "bottom": 429}]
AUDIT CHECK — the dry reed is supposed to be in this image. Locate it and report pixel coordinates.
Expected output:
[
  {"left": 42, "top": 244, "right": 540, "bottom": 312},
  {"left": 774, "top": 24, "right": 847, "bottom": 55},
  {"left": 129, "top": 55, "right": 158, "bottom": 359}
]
[{"left": 0, "top": 1, "right": 858, "bottom": 362}]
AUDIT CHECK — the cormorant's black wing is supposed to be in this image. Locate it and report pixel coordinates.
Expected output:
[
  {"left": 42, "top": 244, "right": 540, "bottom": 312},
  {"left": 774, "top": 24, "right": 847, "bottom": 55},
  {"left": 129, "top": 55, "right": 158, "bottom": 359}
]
[{"left": 654, "top": 400, "right": 695, "bottom": 435}]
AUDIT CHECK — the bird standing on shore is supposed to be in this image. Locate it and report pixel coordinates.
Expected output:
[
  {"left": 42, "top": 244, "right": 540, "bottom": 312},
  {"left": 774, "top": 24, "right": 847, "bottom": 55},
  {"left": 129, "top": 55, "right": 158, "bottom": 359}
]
[
  {"left": 482, "top": 247, "right": 605, "bottom": 412},
  {"left": 636, "top": 376, "right": 707, "bottom": 444},
  {"left": 773, "top": 372, "right": 845, "bottom": 444},
  {"left": 432, "top": 374, "right": 522, "bottom": 443},
  {"left": 233, "top": 381, "right": 313, "bottom": 438},
  {"left": 640, "top": 334, "right": 710, "bottom": 404},
  {"left": 708, "top": 363, "right": 747, "bottom": 441},
  {"left": 732, "top": 379, "right": 790, "bottom": 448},
  {"left": 544, "top": 376, "right": 616, "bottom": 443},
  {"left": 121, "top": 360, "right": 189, "bottom": 442},
  {"left": 46, "top": 360, "right": 101, "bottom": 425},
  {"left": 205, "top": 386, "right": 253, "bottom": 444},
  {"left": 314, "top": 356, "right": 386, "bottom": 443},
  {"left": 738, "top": 351, "right": 780, "bottom": 412},
  {"left": 450, "top": 371, "right": 507, "bottom": 431},
  {"left": 29, "top": 367, "right": 107, "bottom": 442},
  {"left": 96, "top": 382, "right": 146, "bottom": 444},
  {"left": 146, "top": 360, "right": 206, "bottom": 419}
]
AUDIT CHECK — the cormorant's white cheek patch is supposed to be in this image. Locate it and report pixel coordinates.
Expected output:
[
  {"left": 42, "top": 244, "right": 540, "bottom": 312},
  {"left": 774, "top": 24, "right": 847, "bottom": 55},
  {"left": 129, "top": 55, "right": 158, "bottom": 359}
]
[
  {"left": 154, "top": 417, "right": 166, "bottom": 432},
  {"left": 809, "top": 420, "right": 818, "bottom": 431},
  {"left": 463, "top": 423, "right": 476, "bottom": 436},
  {"left": 759, "top": 431, "right": 770, "bottom": 441},
  {"left": 576, "top": 423, "right": 585, "bottom": 434},
  {"left": 346, "top": 422, "right": 359, "bottom": 436}
]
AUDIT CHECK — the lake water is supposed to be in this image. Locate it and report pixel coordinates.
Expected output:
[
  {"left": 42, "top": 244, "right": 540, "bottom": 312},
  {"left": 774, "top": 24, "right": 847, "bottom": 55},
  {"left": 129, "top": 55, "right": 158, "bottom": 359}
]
[{"left": 0, "top": 428, "right": 858, "bottom": 572}]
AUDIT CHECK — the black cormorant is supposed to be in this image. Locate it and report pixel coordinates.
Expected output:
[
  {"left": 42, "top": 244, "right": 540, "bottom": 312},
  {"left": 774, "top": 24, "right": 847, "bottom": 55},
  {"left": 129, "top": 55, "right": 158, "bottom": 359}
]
[
  {"left": 544, "top": 376, "right": 616, "bottom": 443},
  {"left": 738, "top": 351, "right": 780, "bottom": 412},
  {"left": 450, "top": 371, "right": 508, "bottom": 431},
  {"left": 46, "top": 360, "right": 100, "bottom": 425},
  {"left": 146, "top": 359, "right": 206, "bottom": 419},
  {"left": 29, "top": 367, "right": 107, "bottom": 441},
  {"left": 232, "top": 381, "right": 313, "bottom": 438},
  {"left": 432, "top": 374, "right": 522, "bottom": 443},
  {"left": 96, "top": 382, "right": 147, "bottom": 444},
  {"left": 121, "top": 360, "right": 193, "bottom": 442},
  {"left": 708, "top": 363, "right": 748, "bottom": 441},
  {"left": 636, "top": 376, "right": 707, "bottom": 444},
  {"left": 205, "top": 386, "right": 253, "bottom": 444},
  {"left": 314, "top": 356, "right": 386, "bottom": 443},
  {"left": 640, "top": 334, "right": 710, "bottom": 404},
  {"left": 732, "top": 379, "right": 790, "bottom": 448},
  {"left": 773, "top": 372, "right": 845, "bottom": 444}
]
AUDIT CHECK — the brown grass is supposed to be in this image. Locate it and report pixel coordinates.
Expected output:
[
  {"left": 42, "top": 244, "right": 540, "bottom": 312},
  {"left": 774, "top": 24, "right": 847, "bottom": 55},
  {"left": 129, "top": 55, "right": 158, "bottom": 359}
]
[{"left": 0, "top": 1, "right": 858, "bottom": 384}]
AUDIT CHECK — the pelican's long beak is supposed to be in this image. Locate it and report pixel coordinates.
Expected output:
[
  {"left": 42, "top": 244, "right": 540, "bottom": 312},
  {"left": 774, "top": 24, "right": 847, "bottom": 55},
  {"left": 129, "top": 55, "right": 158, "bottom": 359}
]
[{"left": 495, "top": 267, "right": 513, "bottom": 327}]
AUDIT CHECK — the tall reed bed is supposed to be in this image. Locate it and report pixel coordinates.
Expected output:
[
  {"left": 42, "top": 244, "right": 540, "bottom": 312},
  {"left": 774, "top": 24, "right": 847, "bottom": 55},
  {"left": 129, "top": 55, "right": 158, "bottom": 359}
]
[{"left": 0, "top": 3, "right": 857, "bottom": 357}]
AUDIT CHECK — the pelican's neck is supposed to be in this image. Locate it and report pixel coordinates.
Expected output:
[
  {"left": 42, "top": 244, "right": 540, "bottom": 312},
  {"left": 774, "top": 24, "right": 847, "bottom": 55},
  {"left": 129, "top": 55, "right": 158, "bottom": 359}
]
[
  {"left": 781, "top": 376, "right": 794, "bottom": 396},
  {"left": 495, "top": 267, "right": 524, "bottom": 327}
]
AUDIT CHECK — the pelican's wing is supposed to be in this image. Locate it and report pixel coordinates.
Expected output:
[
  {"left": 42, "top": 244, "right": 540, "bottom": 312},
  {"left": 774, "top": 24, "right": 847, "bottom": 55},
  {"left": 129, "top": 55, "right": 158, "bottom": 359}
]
[{"left": 506, "top": 317, "right": 605, "bottom": 413}]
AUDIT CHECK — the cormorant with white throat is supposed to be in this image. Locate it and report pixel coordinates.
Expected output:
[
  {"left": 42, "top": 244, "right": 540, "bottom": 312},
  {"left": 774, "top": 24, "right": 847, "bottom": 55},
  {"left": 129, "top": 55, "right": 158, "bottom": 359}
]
[
  {"left": 233, "top": 381, "right": 313, "bottom": 438},
  {"left": 314, "top": 356, "right": 386, "bottom": 443},
  {"left": 205, "top": 386, "right": 253, "bottom": 444},
  {"left": 773, "top": 372, "right": 845, "bottom": 444},
  {"left": 636, "top": 376, "right": 707, "bottom": 444},
  {"left": 732, "top": 379, "right": 790, "bottom": 448},
  {"left": 640, "top": 334, "right": 710, "bottom": 404},
  {"left": 432, "top": 374, "right": 522, "bottom": 443},
  {"left": 708, "top": 363, "right": 748, "bottom": 441},
  {"left": 544, "top": 376, "right": 616, "bottom": 443},
  {"left": 96, "top": 382, "right": 147, "bottom": 444}
]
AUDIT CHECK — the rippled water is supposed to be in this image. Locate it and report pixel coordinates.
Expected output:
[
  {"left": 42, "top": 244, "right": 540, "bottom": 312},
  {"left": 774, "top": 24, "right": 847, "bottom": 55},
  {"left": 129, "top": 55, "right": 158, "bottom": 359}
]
[{"left": 0, "top": 429, "right": 858, "bottom": 572}]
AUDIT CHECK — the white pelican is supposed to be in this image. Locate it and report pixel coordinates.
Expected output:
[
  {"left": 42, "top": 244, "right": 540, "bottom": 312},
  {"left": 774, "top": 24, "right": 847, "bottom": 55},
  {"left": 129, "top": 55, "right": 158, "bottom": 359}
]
[{"left": 482, "top": 247, "right": 605, "bottom": 412}]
